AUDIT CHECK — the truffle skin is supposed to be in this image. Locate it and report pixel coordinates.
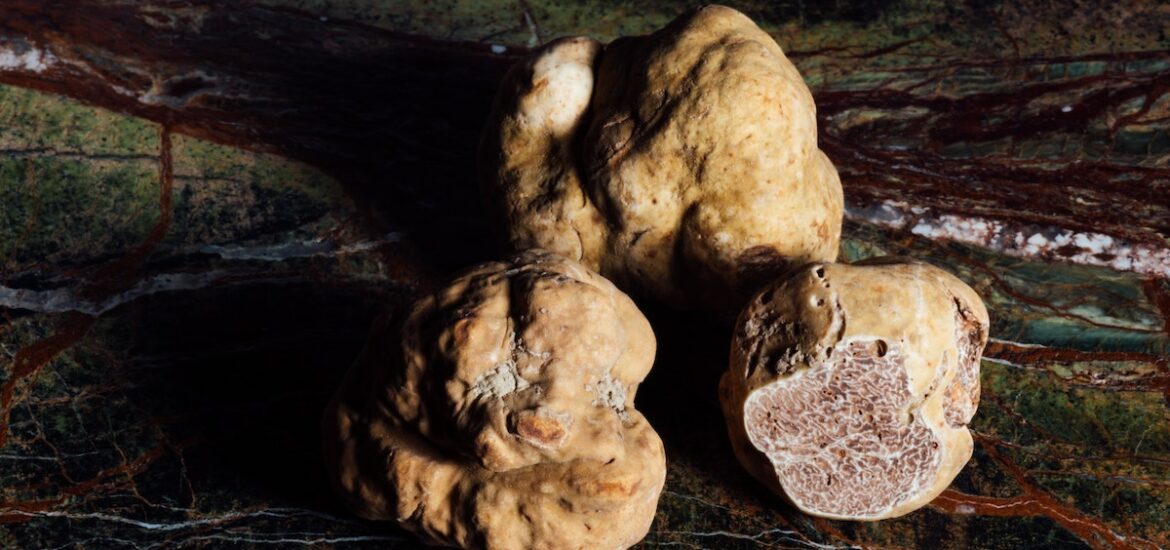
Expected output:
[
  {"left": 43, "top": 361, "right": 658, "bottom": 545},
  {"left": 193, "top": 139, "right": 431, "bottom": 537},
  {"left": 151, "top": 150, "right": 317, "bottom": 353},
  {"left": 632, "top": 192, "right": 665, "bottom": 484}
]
[
  {"left": 478, "top": 5, "right": 843, "bottom": 312},
  {"left": 324, "top": 250, "right": 666, "bottom": 549},
  {"left": 718, "top": 258, "right": 989, "bottom": 520}
]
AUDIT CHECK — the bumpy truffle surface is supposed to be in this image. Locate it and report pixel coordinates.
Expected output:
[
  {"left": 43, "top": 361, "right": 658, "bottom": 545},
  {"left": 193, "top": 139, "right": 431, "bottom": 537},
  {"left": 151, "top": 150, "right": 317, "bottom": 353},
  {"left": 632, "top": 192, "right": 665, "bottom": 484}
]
[
  {"left": 719, "top": 258, "right": 989, "bottom": 520},
  {"left": 324, "top": 250, "right": 665, "bottom": 550},
  {"left": 479, "top": 5, "right": 843, "bottom": 312}
]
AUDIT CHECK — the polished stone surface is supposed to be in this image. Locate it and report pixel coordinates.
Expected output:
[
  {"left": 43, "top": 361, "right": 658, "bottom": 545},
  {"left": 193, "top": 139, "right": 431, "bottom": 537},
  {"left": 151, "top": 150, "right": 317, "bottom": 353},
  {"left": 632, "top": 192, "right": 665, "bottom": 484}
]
[{"left": 0, "top": 1, "right": 1168, "bottom": 548}]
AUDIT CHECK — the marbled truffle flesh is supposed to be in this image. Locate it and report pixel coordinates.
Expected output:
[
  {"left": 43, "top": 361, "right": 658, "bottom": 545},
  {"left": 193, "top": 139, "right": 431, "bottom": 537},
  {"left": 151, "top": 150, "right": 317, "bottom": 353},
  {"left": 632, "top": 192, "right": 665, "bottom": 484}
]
[
  {"left": 719, "top": 258, "right": 989, "bottom": 520},
  {"left": 324, "top": 250, "right": 665, "bottom": 550},
  {"left": 478, "top": 5, "right": 843, "bottom": 312}
]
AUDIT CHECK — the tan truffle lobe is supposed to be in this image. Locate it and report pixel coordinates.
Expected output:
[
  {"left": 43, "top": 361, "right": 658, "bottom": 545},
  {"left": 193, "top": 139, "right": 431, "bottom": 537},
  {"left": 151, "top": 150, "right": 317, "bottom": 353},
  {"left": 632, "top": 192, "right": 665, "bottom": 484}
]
[
  {"left": 480, "top": 6, "right": 845, "bottom": 312},
  {"left": 945, "top": 298, "right": 986, "bottom": 428},
  {"left": 324, "top": 250, "right": 665, "bottom": 550}
]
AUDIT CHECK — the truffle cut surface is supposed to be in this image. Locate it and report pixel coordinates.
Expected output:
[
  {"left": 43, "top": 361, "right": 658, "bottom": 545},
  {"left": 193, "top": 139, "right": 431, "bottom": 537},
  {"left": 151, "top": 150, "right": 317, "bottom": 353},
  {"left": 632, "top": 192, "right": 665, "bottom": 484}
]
[{"left": 720, "top": 259, "right": 990, "bottom": 520}]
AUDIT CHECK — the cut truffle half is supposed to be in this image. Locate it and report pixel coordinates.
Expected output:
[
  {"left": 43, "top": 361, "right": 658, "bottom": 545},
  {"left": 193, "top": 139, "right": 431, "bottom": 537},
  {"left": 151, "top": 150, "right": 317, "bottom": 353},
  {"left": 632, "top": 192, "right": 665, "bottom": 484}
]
[{"left": 720, "top": 258, "right": 989, "bottom": 520}]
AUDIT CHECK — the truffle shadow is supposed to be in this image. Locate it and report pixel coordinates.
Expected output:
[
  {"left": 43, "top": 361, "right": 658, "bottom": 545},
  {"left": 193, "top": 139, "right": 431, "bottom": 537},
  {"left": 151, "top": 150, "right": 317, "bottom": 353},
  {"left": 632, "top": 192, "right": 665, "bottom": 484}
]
[
  {"left": 116, "top": 280, "right": 409, "bottom": 516},
  {"left": 636, "top": 306, "right": 807, "bottom": 511}
]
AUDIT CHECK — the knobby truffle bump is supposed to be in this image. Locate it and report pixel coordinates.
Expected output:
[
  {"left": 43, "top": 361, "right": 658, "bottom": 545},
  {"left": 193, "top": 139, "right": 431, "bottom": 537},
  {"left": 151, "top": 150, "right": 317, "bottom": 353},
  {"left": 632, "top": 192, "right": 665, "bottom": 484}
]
[
  {"left": 719, "top": 258, "right": 989, "bottom": 520},
  {"left": 479, "top": 5, "right": 843, "bottom": 312},
  {"left": 324, "top": 250, "right": 665, "bottom": 550}
]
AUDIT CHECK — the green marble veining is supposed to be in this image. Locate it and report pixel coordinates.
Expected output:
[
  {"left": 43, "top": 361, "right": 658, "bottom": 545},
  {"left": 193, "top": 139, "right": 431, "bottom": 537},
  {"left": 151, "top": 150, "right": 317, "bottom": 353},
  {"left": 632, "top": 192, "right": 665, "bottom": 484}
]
[
  {"left": 0, "top": 86, "right": 160, "bottom": 273},
  {"left": 167, "top": 135, "right": 349, "bottom": 249},
  {"left": 1, "top": 1, "right": 1169, "bottom": 549},
  {"left": 843, "top": 225, "right": 1169, "bottom": 355}
]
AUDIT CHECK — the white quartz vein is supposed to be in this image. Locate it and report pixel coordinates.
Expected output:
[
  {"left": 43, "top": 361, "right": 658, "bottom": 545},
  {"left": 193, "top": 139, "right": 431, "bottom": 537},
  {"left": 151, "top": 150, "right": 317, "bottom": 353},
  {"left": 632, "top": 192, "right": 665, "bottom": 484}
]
[
  {"left": 655, "top": 528, "right": 857, "bottom": 549},
  {"left": 0, "top": 43, "right": 56, "bottom": 72},
  {"left": 0, "top": 270, "right": 232, "bottom": 316},
  {"left": 0, "top": 507, "right": 369, "bottom": 532},
  {"left": 146, "top": 534, "right": 405, "bottom": 548},
  {"left": 199, "top": 232, "right": 402, "bottom": 261},
  {"left": 847, "top": 199, "right": 1170, "bottom": 279},
  {"left": 0, "top": 234, "right": 404, "bottom": 315}
]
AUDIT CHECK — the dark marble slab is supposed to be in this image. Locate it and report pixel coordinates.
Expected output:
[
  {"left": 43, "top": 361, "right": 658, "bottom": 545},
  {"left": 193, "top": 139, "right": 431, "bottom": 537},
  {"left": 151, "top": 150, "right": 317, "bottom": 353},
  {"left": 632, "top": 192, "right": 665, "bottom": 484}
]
[{"left": 0, "top": 1, "right": 1168, "bottom": 548}]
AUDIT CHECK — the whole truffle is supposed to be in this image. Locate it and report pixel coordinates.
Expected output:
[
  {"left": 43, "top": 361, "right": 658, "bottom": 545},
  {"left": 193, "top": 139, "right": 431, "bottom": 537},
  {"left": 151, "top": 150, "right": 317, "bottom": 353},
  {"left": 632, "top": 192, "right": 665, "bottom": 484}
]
[
  {"left": 719, "top": 258, "right": 989, "bottom": 520},
  {"left": 324, "top": 250, "right": 665, "bottom": 549},
  {"left": 479, "top": 5, "right": 843, "bottom": 312}
]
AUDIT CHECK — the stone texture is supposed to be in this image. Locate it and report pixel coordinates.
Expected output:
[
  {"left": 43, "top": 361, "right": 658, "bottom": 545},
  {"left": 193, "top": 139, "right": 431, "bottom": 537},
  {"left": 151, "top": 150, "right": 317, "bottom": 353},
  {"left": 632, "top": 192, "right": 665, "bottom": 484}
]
[{"left": 1, "top": 1, "right": 1169, "bottom": 548}]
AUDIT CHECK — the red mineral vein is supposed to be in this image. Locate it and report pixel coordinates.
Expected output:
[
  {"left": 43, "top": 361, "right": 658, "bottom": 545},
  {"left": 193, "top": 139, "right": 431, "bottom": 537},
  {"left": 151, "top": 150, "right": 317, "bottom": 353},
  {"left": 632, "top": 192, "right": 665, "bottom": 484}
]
[
  {"left": 79, "top": 124, "right": 175, "bottom": 301},
  {"left": 0, "top": 126, "right": 174, "bottom": 447},
  {"left": 810, "top": 516, "right": 870, "bottom": 549},
  {"left": 932, "top": 490, "right": 1154, "bottom": 550},
  {"left": 0, "top": 437, "right": 200, "bottom": 523},
  {"left": 0, "top": 314, "right": 94, "bottom": 448},
  {"left": 932, "top": 435, "right": 1159, "bottom": 550},
  {"left": 927, "top": 336, "right": 1170, "bottom": 550},
  {"left": 0, "top": 0, "right": 1166, "bottom": 266},
  {"left": 986, "top": 340, "right": 1167, "bottom": 365},
  {"left": 985, "top": 341, "right": 1170, "bottom": 406},
  {"left": 0, "top": 1, "right": 1167, "bottom": 544},
  {"left": 931, "top": 379, "right": 1167, "bottom": 550}
]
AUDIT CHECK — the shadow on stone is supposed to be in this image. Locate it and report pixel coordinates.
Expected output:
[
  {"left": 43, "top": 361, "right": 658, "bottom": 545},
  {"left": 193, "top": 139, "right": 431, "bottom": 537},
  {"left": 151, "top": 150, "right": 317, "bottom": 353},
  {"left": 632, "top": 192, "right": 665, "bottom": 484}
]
[{"left": 116, "top": 280, "right": 406, "bottom": 511}]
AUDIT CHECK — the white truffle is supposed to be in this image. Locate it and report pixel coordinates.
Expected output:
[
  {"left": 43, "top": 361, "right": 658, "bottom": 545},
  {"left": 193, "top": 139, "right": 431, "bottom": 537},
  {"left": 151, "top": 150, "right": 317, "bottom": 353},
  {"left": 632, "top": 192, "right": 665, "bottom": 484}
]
[
  {"left": 479, "top": 6, "right": 843, "bottom": 312},
  {"left": 324, "top": 250, "right": 665, "bottom": 549},
  {"left": 719, "top": 258, "right": 989, "bottom": 520}
]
